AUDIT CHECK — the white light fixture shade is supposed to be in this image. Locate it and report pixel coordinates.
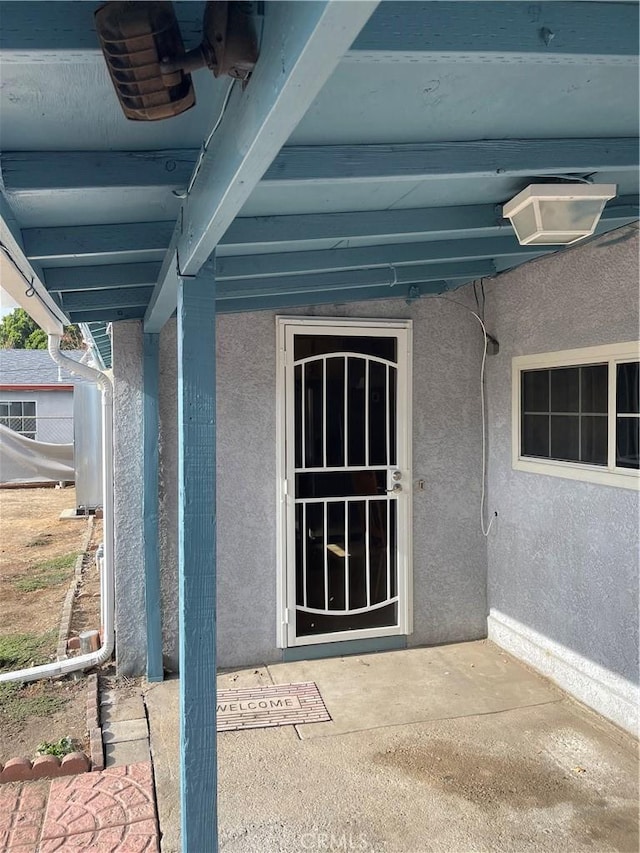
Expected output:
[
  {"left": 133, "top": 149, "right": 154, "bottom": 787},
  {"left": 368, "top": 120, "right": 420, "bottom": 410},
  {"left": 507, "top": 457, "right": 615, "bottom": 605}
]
[{"left": 503, "top": 184, "right": 617, "bottom": 246}]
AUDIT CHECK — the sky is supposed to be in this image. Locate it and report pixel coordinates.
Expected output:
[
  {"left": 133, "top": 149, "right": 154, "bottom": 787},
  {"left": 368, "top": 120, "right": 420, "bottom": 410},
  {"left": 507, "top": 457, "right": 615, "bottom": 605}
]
[{"left": 0, "top": 286, "right": 18, "bottom": 318}]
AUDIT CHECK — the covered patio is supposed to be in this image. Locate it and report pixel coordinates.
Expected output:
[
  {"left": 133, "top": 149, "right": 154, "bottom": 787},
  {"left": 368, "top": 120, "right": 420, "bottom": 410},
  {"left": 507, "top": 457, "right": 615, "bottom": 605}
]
[
  {"left": 145, "top": 641, "right": 639, "bottom": 852},
  {"left": 0, "top": 2, "right": 638, "bottom": 852}
]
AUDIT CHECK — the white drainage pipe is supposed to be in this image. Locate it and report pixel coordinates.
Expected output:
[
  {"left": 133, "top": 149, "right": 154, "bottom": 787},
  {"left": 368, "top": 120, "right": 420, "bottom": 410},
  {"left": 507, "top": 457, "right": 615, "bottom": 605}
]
[{"left": 0, "top": 334, "right": 115, "bottom": 683}]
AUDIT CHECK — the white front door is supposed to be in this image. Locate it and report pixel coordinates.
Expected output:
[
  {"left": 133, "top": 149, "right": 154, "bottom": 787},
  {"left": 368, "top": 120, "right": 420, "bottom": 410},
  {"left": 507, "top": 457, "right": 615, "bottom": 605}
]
[{"left": 277, "top": 318, "right": 412, "bottom": 648}]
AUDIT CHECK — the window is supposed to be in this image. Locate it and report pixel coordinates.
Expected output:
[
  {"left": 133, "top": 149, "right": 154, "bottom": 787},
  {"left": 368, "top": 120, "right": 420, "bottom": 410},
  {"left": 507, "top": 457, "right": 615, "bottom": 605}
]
[
  {"left": 0, "top": 401, "right": 37, "bottom": 440},
  {"left": 512, "top": 343, "right": 639, "bottom": 489}
]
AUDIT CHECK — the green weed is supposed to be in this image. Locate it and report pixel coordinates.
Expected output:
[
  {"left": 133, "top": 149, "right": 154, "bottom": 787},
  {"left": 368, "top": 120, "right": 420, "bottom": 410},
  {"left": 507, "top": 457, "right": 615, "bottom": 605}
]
[
  {"left": 13, "top": 553, "right": 77, "bottom": 592},
  {"left": 0, "top": 631, "right": 57, "bottom": 672},
  {"left": 0, "top": 682, "right": 67, "bottom": 724},
  {"left": 37, "top": 736, "right": 79, "bottom": 758}
]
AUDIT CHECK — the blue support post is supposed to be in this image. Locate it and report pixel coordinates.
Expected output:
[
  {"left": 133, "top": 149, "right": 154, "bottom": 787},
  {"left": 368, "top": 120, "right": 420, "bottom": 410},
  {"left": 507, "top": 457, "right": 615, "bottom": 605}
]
[
  {"left": 177, "top": 273, "right": 218, "bottom": 853},
  {"left": 143, "top": 332, "right": 164, "bottom": 683}
]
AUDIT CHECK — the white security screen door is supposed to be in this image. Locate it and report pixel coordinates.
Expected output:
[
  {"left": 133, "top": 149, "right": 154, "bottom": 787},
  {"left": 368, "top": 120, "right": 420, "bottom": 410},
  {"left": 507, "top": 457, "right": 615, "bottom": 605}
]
[{"left": 278, "top": 318, "right": 412, "bottom": 648}]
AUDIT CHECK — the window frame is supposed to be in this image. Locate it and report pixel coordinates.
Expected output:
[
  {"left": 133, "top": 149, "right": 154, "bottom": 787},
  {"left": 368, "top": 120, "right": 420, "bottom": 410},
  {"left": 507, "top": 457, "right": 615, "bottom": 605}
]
[
  {"left": 0, "top": 399, "right": 37, "bottom": 440},
  {"left": 512, "top": 342, "right": 640, "bottom": 490}
]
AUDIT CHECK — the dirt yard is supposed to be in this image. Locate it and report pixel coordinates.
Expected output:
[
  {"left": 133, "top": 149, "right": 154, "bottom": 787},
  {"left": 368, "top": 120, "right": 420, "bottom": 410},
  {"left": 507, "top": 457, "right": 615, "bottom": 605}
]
[
  {"left": 0, "top": 488, "right": 87, "bottom": 641},
  {"left": 0, "top": 487, "right": 101, "bottom": 762}
]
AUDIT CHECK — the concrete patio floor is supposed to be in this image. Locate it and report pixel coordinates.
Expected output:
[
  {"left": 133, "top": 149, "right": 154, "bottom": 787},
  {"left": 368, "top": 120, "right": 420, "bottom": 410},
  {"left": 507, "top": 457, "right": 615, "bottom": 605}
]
[{"left": 145, "top": 640, "right": 639, "bottom": 853}]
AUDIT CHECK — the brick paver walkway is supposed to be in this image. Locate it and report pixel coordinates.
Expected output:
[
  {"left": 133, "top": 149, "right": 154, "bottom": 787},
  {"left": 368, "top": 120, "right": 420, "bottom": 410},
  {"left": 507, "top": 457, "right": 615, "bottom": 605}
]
[
  {"left": 0, "top": 763, "right": 159, "bottom": 852},
  {"left": 0, "top": 779, "right": 49, "bottom": 851}
]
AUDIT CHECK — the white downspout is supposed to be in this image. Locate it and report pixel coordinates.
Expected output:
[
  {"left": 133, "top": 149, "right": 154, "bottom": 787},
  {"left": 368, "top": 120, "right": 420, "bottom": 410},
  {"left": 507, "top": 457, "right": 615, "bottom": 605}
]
[{"left": 0, "top": 334, "right": 115, "bottom": 683}]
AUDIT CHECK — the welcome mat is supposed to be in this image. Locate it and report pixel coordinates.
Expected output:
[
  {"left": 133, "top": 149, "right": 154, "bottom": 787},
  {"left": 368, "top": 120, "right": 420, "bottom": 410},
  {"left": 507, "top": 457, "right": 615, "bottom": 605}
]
[{"left": 216, "top": 682, "right": 331, "bottom": 732}]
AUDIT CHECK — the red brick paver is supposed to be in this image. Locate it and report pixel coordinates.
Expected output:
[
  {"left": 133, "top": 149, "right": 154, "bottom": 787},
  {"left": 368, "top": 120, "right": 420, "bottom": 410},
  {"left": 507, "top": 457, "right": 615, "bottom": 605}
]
[
  {"left": 40, "top": 762, "right": 158, "bottom": 852},
  {"left": 39, "top": 819, "right": 159, "bottom": 852},
  {"left": 0, "top": 780, "right": 48, "bottom": 851}
]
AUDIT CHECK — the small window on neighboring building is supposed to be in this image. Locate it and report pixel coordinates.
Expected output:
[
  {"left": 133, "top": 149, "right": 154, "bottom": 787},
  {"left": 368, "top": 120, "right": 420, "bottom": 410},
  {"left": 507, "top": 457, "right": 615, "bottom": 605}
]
[
  {"left": 513, "top": 343, "right": 639, "bottom": 489},
  {"left": 0, "top": 401, "right": 37, "bottom": 440}
]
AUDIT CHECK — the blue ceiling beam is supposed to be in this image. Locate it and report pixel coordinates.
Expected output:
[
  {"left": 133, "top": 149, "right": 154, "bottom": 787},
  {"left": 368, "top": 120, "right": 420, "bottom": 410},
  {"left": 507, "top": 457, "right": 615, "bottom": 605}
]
[
  {"left": 5, "top": 140, "right": 637, "bottom": 193},
  {"left": 24, "top": 199, "right": 636, "bottom": 263},
  {"left": 24, "top": 222, "right": 175, "bottom": 264},
  {"left": 0, "top": 2, "right": 206, "bottom": 57},
  {"left": 215, "top": 236, "right": 547, "bottom": 280},
  {"left": 145, "top": 0, "right": 380, "bottom": 333},
  {"left": 71, "top": 282, "right": 465, "bottom": 322},
  {"left": 42, "top": 256, "right": 494, "bottom": 301},
  {"left": 214, "top": 259, "right": 495, "bottom": 300},
  {"left": 350, "top": 2, "right": 639, "bottom": 65},
  {"left": 216, "top": 280, "right": 453, "bottom": 315},
  {"left": 1, "top": 2, "right": 636, "bottom": 65},
  {"left": 225, "top": 204, "right": 507, "bottom": 247},
  {"left": 60, "top": 287, "right": 154, "bottom": 313},
  {"left": 1, "top": 151, "right": 197, "bottom": 192},
  {"left": 223, "top": 198, "right": 637, "bottom": 247},
  {"left": 262, "top": 139, "right": 639, "bottom": 184},
  {"left": 61, "top": 260, "right": 493, "bottom": 323},
  {"left": 45, "top": 262, "right": 161, "bottom": 292},
  {"left": 69, "top": 307, "right": 145, "bottom": 323}
]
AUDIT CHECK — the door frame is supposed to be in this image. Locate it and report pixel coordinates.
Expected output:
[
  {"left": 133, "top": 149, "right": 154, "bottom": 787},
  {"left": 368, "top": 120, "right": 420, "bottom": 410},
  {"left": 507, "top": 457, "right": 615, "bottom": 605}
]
[{"left": 275, "top": 316, "right": 413, "bottom": 649}]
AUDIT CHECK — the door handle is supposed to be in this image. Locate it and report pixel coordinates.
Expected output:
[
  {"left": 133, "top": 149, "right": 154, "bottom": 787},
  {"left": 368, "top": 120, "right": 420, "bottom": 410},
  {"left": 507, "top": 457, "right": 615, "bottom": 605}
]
[{"left": 386, "top": 483, "right": 402, "bottom": 493}]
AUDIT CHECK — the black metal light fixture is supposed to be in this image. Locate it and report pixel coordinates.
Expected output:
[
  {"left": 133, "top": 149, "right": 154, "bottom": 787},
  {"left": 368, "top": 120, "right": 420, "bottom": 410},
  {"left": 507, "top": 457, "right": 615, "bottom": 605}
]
[{"left": 95, "top": 1, "right": 259, "bottom": 121}]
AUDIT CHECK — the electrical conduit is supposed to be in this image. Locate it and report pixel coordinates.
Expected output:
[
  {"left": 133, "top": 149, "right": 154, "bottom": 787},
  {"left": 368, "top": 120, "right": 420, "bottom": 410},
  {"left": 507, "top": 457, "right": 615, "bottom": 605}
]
[{"left": 0, "top": 334, "right": 115, "bottom": 683}]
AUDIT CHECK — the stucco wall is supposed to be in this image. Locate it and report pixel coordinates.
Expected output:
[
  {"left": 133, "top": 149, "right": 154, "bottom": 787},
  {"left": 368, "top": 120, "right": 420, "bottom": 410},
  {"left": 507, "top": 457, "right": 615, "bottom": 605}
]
[
  {"left": 151, "top": 290, "right": 489, "bottom": 671},
  {"left": 111, "top": 320, "right": 146, "bottom": 676},
  {"left": 484, "top": 225, "right": 639, "bottom": 733}
]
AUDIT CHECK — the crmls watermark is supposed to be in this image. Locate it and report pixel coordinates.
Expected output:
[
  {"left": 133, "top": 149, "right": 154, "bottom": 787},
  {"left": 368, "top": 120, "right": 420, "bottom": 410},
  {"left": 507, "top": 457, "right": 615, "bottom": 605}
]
[{"left": 299, "top": 830, "right": 375, "bottom": 851}]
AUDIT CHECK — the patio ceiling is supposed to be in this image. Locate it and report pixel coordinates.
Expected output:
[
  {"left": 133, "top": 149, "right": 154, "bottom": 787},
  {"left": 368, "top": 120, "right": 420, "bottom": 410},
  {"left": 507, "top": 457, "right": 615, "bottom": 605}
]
[{"left": 1, "top": 1, "right": 638, "bottom": 367}]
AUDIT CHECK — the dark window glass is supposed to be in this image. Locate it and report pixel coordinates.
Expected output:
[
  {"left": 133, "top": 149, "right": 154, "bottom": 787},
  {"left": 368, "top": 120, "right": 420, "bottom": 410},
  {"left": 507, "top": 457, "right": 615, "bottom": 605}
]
[
  {"left": 294, "top": 334, "right": 396, "bottom": 363},
  {"left": 581, "top": 416, "right": 608, "bottom": 465},
  {"left": 522, "top": 414, "right": 549, "bottom": 458},
  {"left": 325, "top": 357, "right": 345, "bottom": 467},
  {"left": 550, "top": 415, "right": 580, "bottom": 462},
  {"left": 368, "top": 360, "right": 388, "bottom": 466},
  {"left": 296, "top": 471, "right": 385, "bottom": 500},
  {"left": 304, "top": 360, "right": 324, "bottom": 468},
  {"left": 616, "top": 418, "right": 640, "bottom": 469},
  {"left": 522, "top": 370, "right": 548, "bottom": 412},
  {"left": 0, "top": 401, "right": 36, "bottom": 438},
  {"left": 550, "top": 367, "right": 579, "bottom": 412},
  {"left": 347, "top": 358, "right": 365, "bottom": 467},
  {"left": 304, "top": 502, "right": 326, "bottom": 610},
  {"left": 347, "top": 501, "right": 367, "bottom": 610},
  {"left": 295, "top": 503, "right": 304, "bottom": 607},
  {"left": 581, "top": 364, "right": 608, "bottom": 413},
  {"left": 23, "top": 418, "right": 37, "bottom": 436},
  {"left": 617, "top": 362, "right": 640, "bottom": 414},
  {"left": 388, "top": 368, "right": 397, "bottom": 467},
  {"left": 521, "top": 364, "right": 609, "bottom": 466},
  {"left": 294, "top": 365, "right": 302, "bottom": 468}
]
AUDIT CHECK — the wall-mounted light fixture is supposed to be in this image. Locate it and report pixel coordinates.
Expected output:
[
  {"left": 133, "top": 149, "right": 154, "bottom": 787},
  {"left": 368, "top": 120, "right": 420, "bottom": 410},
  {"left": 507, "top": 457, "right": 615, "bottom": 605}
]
[{"left": 503, "top": 184, "right": 617, "bottom": 246}]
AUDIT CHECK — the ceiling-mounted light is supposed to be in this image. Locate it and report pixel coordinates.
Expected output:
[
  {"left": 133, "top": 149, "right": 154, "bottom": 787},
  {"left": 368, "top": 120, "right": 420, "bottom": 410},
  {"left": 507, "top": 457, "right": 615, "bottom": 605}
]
[
  {"left": 503, "top": 184, "right": 617, "bottom": 246},
  {"left": 95, "top": 1, "right": 259, "bottom": 121}
]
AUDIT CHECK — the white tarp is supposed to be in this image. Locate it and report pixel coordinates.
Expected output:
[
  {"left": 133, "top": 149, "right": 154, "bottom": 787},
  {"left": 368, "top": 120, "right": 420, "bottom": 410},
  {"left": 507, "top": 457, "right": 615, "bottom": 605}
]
[{"left": 0, "top": 423, "right": 74, "bottom": 482}]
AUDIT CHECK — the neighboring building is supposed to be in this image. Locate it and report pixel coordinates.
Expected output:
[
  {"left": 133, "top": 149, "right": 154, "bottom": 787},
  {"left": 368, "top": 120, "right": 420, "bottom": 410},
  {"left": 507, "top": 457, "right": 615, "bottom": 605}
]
[{"left": 0, "top": 349, "right": 87, "bottom": 482}]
